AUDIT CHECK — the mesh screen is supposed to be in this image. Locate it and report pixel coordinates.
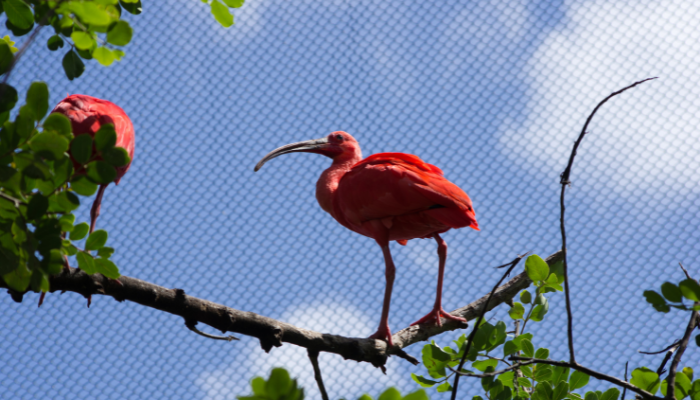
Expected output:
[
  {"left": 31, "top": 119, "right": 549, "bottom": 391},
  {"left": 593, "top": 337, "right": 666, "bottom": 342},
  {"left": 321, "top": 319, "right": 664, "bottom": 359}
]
[{"left": 2, "top": 0, "right": 699, "bottom": 399}]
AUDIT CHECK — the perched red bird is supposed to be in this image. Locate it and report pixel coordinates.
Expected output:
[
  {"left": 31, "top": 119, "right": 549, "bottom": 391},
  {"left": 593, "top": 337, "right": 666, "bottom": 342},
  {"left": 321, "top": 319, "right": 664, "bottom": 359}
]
[
  {"left": 51, "top": 94, "right": 135, "bottom": 234},
  {"left": 255, "top": 131, "right": 478, "bottom": 346}
]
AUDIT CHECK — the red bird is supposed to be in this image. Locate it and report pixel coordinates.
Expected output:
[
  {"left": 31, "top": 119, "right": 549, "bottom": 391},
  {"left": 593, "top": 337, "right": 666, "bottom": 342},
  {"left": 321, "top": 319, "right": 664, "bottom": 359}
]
[
  {"left": 255, "top": 131, "right": 479, "bottom": 346},
  {"left": 51, "top": 94, "right": 135, "bottom": 234}
]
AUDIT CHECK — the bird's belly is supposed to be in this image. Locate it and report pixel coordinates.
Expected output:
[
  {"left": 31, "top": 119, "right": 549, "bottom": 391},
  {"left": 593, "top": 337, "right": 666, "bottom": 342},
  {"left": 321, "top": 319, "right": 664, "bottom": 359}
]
[{"left": 345, "top": 210, "right": 450, "bottom": 242}]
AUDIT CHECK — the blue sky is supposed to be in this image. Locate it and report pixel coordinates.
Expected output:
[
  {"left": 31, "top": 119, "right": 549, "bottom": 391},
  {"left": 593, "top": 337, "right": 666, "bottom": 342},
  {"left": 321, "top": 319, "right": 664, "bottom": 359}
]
[{"left": 2, "top": 0, "right": 699, "bottom": 399}]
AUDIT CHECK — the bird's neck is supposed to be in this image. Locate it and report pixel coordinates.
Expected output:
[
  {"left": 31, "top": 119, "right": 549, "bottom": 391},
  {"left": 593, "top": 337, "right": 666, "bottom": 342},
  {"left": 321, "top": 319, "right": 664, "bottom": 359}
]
[{"left": 316, "top": 152, "right": 362, "bottom": 215}]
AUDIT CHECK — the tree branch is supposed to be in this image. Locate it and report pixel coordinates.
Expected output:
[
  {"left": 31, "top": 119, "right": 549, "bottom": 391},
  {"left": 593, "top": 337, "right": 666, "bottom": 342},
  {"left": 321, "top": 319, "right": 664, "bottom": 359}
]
[
  {"left": 0, "top": 250, "right": 563, "bottom": 369},
  {"left": 558, "top": 77, "right": 657, "bottom": 364},
  {"left": 509, "top": 357, "right": 664, "bottom": 400},
  {"left": 665, "top": 309, "right": 699, "bottom": 400},
  {"left": 308, "top": 349, "right": 329, "bottom": 400}
]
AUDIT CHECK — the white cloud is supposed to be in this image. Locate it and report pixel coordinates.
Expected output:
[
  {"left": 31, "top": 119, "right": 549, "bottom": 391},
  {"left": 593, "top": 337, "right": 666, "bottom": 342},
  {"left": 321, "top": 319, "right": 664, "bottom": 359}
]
[
  {"left": 196, "top": 302, "right": 411, "bottom": 399},
  {"left": 499, "top": 0, "right": 700, "bottom": 205}
]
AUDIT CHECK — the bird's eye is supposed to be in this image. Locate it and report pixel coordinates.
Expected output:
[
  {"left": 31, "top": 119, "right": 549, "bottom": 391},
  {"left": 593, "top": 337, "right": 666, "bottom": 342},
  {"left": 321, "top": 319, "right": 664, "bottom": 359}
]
[{"left": 335, "top": 134, "right": 344, "bottom": 141}]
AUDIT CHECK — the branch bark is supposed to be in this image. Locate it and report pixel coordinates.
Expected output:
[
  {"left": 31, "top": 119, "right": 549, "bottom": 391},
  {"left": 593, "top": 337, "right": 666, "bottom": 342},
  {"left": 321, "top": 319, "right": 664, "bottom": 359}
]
[{"left": 1, "top": 250, "right": 562, "bottom": 369}]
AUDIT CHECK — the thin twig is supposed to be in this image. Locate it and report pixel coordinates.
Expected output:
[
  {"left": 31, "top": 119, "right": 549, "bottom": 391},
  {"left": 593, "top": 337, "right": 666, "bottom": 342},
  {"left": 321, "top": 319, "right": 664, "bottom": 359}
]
[
  {"left": 639, "top": 340, "right": 680, "bottom": 375},
  {"left": 665, "top": 310, "right": 699, "bottom": 400},
  {"left": 558, "top": 77, "right": 657, "bottom": 364},
  {"left": 622, "top": 361, "right": 629, "bottom": 400},
  {"left": 509, "top": 357, "right": 663, "bottom": 400},
  {"left": 678, "top": 263, "right": 692, "bottom": 281},
  {"left": 450, "top": 252, "right": 528, "bottom": 400},
  {"left": 0, "top": 191, "right": 25, "bottom": 207},
  {"left": 185, "top": 320, "right": 239, "bottom": 341},
  {"left": 307, "top": 349, "right": 329, "bottom": 400}
]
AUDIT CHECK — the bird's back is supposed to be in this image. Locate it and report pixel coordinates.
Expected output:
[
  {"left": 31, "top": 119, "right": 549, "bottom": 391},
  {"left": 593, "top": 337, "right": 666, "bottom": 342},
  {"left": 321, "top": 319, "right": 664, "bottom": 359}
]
[
  {"left": 332, "top": 152, "right": 478, "bottom": 243},
  {"left": 51, "top": 94, "right": 135, "bottom": 183}
]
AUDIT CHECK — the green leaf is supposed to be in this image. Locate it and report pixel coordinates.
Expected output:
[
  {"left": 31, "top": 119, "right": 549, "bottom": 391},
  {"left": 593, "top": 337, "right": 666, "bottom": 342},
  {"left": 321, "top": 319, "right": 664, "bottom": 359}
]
[
  {"left": 265, "top": 368, "right": 292, "bottom": 398},
  {"left": 436, "top": 382, "right": 451, "bottom": 393},
  {"left": 76, "top": 251, "right": 96, "bottom": 274},
  {"left": 86, "top": 160, "right": 117, "bottom": 184},
  {"left": 27, "top": 194, "right": 48, "bottom": 220},
  {"left": 520, "top": 291, "right": 532, "bottom": 304},
  {"left": 211, "top": 0, "right": 234, "bottom": 28},
  {"left": 679, "top": 279, "right": 700, "bottom": 302},
  {"left": 70, "top": 134, "right": 93, "bottom": 165},
  {"left": 599, "top": 388, "right": 620, "bottom": 400},
  {"left": 62, "top": 49, "right": 85, "bottom": 81},
  {"left": 30, "top": 131, "right": 70, "bottom": 160},
  {"left": 93, "top": 47, "right": 116, "bottom": 66},
  {"left": 94, "top": 258, "right": 119, "bottom": 279},
  {"left": 3, "top": 263, "right": 31, "bottom": 291},
  {"left": 521, "top": 339, "right": 534, "bottom": 358},
  {"left": 72, "top": 2, "right": 112, "bottom": 27},
  {"left": 569, "top": 371, "right": 590, "bottom": 391},
  {"left": 643, "top": 290, "right": 670, "bottom": 313},
  {"left": 498, "top": 371, "right": 515, "bottom": 389},
  {"left": 47, "top": 35, "right": 64, "bottom": 51},
  {"left": 503, "top": 340, "right": 519, "bottom": 356},
  {"left": 119, "top": 0, "right": 142, "bottom": 14},
  {"left": 106, "top": 20, "right": 133, "bottom": 46},
  {"left": 85, "top": 229, "right": 108, "bottom": 251},
  {"left": 584, "top": 392, "right": 599, "bottom": 400},
  {"left": 509, "top": 302, "right": 525, "bottom": 319},
  {"left": 97, "top": 246, "right": 114, "bottom": 259},
  {"left": 681, "top": 367, "right": 693, "bottom": 382},
  {"left": 534, "top": 365, "right": 552, "bottom": 382},
  {"left": 661, "top": 282, "right": 683, "bottom": 303},
  {"left": 102, "top": 147, "right": 130, "bottom": 167},
  {"left": 403, "top": 390, "right": 429, "bottom": 400},
  {"left": 0, "top": 83, "right": 18, "bottom": 113},
  {"left": 411, "top": 374, "right": 438, "bottom": 388},
  {"left": 630, "top": 367, "right": 660, "bottom": 394},
  {"left": 71, "top": 31, "right": 95, "bottom": 51},
  {"left": 95, "top": 124, "right": 117, "bottom": 151},
  {"left": 3, "top": 0, "right": 34, "bottom": 30},
  {"left": 428, "top": 343, "right": 452, "bottom": 362},
  {"left": 71, "top": 175, "right": 98, "bottom": 197},
  {"left": 56, "top": 191, "right": 80, "bottom": 212},
  {"left": 43, "top": 113, "right": 72, "bottom": 137},
  {"left": 535, "top": 348, "right": 549, "bottom": 359},
  {"left": 551, "top": 366, "right": 569, "bottom": 385},
  {"left": 26, "top": 81, "right": 50, "bottom": 121},
  {"left": 58, "top": 214, "right": 75, "bottom": 232},
  {"left": 70, "top": 222, "right": 89, "bottom": 241},
  {"left": 250, "top": 376, "right": 266, "bottom": 396},
  {"left": 534, "top": 382, "right": 553, "bottom": 400},
  {"left": 223, "top": 0, "right": 244, "bottom": 7},
  {"left": 0, "top": 41, "right": 13, "bottom": 74},
  {"left": 474, "top": 359, "right": 498, "bottom": 372},
  {"left": 553, "top": 382, "right": 570, "bottom": 400},
  {"left": 525, "top": 254, "right": 549, "bottom": 282},
  {"left": 530, "top": 302, "right": 549, "bottom": 322}
]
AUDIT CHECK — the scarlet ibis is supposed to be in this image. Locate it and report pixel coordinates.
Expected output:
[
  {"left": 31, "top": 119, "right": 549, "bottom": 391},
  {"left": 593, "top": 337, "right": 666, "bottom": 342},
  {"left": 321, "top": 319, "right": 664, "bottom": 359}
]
[
  {"left": 38, "top": 95, "right": 135, "bottom": 307},
  {"left": 51, "top": 94, "right": 135, "bottom": 234},
  {"left": 255, "top": 132, "right": 479, "bottom": 346}
]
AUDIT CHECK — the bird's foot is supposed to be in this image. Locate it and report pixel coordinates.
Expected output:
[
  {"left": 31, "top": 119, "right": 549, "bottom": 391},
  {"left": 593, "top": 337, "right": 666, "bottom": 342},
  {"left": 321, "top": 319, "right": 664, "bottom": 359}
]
[
  {"left": 369, "top": 325, "right": 394, "bottom": 347},
  {"left": 411, "top": 307, "right": 465, "bottom": 327}
]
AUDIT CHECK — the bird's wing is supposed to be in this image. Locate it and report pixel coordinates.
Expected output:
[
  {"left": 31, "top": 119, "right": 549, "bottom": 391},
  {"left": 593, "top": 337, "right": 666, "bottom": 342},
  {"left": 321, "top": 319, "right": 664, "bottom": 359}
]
[{"left": 333, "top": 152, "right": 478, "bottom": 232}]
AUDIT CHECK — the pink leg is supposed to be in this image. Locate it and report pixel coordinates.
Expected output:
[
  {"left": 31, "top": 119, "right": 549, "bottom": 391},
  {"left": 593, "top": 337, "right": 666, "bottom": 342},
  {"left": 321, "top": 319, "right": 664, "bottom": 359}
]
[
  {"left": 89, "top": 184, "right": 107, "bottom": 234},
  {"left": 368, "top": 241, "right": 396, "bottom": 347},
  {"left": 411, "top": 233, "right": 466, "bottom": 326}
]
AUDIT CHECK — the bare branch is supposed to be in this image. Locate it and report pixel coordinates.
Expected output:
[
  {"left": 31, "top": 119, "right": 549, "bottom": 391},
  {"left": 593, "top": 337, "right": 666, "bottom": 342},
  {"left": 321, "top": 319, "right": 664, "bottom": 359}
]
[
  {"left": 622, "top": 361, "right": 629, "bottom": 400},
  {"left": 1, "top": 250, "right": 563, "bottom": 369},
  {"left": 509, "top": 357, "right": 664, "bottom": 400},
  {"left": 308, "top": 349, "right": 329, "bottom": 400},
  {"left": 558, "top": 77, "right": 657, "bottom": 364},
  {"left": 665, "top": 310, "right": 699, "bottom": 400},
  {"left": 678, "top": 263, "right": 692, "bottom": 281}
]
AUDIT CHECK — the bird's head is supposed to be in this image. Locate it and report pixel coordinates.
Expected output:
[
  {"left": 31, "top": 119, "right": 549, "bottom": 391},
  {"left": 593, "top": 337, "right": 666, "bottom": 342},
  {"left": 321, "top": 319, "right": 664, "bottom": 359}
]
[{"left": 254, "top": 131, "right": 361, "bottom": 171}]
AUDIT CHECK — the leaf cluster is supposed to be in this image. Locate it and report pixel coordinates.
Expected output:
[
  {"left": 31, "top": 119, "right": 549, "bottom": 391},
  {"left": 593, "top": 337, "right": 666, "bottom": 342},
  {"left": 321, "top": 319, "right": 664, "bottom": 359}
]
[
  {"left": 0, "top": 0, "right": 142, "bottom": 82},
  {"left": 1, "top": 82, "right": 125, "bottom": 293},
  {"left": 204, "top": 0, "right": 245, "bottom": 28}
]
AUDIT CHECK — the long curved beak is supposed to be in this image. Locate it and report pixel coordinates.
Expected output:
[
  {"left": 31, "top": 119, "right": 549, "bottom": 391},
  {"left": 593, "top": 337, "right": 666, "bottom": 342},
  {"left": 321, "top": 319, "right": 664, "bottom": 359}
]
[{"left": 254, "top": 137, "right": 329, "bottom": 172}]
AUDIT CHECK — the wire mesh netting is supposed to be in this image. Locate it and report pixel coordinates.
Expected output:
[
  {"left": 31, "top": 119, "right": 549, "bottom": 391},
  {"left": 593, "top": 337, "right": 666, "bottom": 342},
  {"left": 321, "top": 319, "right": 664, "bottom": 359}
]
[{"left": 2, "top": 0, "right": 700, "bottom": 399}]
